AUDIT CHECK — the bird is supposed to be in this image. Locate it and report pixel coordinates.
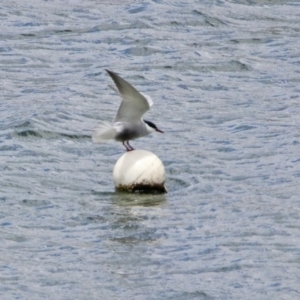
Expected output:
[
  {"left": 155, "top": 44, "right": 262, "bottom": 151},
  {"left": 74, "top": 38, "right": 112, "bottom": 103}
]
[{"left": 92, "top": 70, "right": 163, "bottom": 151}]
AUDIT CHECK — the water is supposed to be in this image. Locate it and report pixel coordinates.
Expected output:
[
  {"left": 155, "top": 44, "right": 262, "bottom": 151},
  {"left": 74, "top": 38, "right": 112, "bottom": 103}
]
[{"left": 1, "top": 0, "right": 300, "bottom": 299}]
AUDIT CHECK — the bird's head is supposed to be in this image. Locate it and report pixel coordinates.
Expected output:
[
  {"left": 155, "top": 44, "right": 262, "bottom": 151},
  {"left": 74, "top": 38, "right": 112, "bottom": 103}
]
[{"left": 144, "top": 120, "right": 164, "bottom": 134}]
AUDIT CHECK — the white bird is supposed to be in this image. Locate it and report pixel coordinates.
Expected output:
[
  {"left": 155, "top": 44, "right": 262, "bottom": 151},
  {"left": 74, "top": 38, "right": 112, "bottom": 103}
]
[{"left": 92, "top": 70, "right": 163, "bottom": 151}]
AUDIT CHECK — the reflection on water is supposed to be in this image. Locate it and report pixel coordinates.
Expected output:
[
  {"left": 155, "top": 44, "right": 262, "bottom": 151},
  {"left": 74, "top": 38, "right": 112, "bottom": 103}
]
[{"left": 111, "top": 192, "right": 167, "bottom": 207}]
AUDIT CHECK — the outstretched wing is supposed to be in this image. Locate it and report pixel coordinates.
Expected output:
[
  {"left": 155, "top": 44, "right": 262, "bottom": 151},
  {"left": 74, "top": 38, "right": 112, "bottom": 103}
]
[{"left": 105, "top": 70, "right": 153, "bottom": 123}]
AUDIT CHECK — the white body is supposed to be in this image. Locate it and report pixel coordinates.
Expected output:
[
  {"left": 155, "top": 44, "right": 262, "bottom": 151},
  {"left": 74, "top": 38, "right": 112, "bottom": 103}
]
[{"left": 92, "top": 120, "right": 156, "bottom": 143}]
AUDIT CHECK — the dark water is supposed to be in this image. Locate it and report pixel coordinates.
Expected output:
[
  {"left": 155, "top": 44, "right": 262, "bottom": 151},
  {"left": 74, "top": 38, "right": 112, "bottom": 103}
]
[{"left": 1, "top": 0, "right": 300, "bottom": 299}]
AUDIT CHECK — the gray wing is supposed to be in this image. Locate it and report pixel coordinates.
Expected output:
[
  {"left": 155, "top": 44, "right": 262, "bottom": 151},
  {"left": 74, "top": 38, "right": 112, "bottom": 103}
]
[{"left": 105, "top": 70, "right": 153, "bottom": 123}]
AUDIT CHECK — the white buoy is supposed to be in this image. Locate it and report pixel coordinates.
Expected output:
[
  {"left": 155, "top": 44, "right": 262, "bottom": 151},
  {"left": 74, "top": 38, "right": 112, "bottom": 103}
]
[{"left": 113, "top": 150, "right": 167, "bottom": 193}]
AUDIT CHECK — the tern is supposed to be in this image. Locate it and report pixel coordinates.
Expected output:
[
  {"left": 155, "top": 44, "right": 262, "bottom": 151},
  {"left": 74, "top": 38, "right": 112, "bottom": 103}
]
[{"left": 92, "top": 70, "right": 163, "bottom": 151}]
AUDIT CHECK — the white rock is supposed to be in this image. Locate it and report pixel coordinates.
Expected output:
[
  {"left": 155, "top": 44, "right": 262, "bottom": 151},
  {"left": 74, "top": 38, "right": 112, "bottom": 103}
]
[{"left": 113, "top": 150, "right": 167, "bottom": 193}]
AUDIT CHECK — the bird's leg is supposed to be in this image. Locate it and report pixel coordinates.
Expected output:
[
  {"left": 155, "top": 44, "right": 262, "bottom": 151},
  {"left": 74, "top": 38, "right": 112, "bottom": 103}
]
[
  {"left": 122, "top": 141, "right": 131, "bottom": 152},
  {"left": 126, "top": 141, "right": 134, "bottom": 151}
]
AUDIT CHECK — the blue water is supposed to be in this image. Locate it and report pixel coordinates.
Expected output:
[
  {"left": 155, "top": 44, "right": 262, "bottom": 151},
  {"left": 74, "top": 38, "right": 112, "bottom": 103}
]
[{"left": 1, "top": 0, "right": 300, "bottom": 299}]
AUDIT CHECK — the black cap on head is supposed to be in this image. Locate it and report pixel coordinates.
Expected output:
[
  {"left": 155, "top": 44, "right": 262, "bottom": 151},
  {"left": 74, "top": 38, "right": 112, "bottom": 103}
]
[{"left": 144, "top": 120, "right": 164, "bottom": 133}]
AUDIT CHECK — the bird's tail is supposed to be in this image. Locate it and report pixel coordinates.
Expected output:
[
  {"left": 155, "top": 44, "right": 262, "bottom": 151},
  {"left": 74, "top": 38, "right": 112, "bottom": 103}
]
[{"left": 92, "top": 122, "right": 116, "bottom": 143}]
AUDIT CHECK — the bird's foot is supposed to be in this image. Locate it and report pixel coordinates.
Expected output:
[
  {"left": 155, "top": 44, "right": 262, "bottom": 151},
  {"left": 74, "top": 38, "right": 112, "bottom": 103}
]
[
  {"left": 123, "top": 141, "right": 134, "bottom": 152},
  {"left": 123, "top": 141, "right": 134, "bottom": 151}
]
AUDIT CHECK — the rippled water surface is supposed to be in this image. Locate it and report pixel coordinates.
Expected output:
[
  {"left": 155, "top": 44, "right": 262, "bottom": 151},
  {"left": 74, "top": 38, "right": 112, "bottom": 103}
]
[{"left": 1, "top": 0, "right": 300, "bottom": 299}]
